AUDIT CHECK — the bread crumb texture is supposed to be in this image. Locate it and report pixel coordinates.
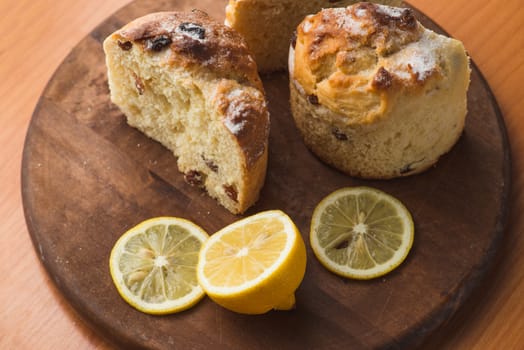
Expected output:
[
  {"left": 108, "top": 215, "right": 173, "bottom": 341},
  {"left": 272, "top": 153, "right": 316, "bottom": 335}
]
[
  {"left": 103, "top": 10, "right": 269, "bottom": 214},
  {"left": 289, "top": 3, "right": 471, "bottom": 179}
]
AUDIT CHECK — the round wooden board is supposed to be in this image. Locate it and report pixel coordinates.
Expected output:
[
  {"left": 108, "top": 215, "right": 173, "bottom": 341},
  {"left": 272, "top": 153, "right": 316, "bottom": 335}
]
[{"left": 21, "top": 1, "right": 511, "bottom": 349}]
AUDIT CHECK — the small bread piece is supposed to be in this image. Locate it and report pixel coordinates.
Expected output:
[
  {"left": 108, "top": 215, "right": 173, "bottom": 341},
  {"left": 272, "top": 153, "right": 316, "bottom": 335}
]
[
  {"left": 289, "top": 3, "right": 471, "bottom": 179},
  {"left": 225, "top": 0, "right": 402, "bottom": 72},
  {"left": 103, "top": 10, "right": 270, "bottom": 214}
]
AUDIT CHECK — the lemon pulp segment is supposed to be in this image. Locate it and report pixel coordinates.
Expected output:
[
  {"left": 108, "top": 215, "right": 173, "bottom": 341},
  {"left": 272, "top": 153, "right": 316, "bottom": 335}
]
[
  {"left": 311, "top": 187, "right": 414, "bottom": 279},
  {"left": 197, "top": 210, "right": 307, "bottom": 314},
  {"left": 203, "top": 218, "right": 288, "bottom": 288},
  {"left": 110, "top": 217, "right": 208, "bottom": 314}
]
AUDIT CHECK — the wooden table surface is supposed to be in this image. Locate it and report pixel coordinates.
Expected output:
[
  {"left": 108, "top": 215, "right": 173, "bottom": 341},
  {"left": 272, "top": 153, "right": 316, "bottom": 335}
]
[{"left": 1, "top": 0, "right": 522, "bottom": 349}]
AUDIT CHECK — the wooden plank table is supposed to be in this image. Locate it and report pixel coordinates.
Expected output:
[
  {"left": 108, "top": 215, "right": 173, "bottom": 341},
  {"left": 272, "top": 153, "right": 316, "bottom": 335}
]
[{"left": 1, "top": 0, "right": 523, "bottom": 348}]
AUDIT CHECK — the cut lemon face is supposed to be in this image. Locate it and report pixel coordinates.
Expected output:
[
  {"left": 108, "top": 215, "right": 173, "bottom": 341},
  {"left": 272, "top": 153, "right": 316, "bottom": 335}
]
[
  {"left": 310, "top": 187, "right": 414, "bottom": 280},
  {"left": 197, "top": 210, "right": 307, "bottom": 314},
  {"left": 109, "top": 217, "right": 209, "bottom": 314}
]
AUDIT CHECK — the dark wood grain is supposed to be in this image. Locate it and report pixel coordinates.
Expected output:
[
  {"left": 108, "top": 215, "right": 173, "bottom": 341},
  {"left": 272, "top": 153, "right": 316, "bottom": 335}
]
[{"left": 21, "top": 1, "right": 510, "bottom": 349}]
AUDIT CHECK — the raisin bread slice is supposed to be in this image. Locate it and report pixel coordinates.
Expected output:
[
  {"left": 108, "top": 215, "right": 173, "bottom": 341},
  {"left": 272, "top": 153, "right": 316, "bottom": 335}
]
[{"left": 103, "top": 10, "right": 269, "bottom": 214}]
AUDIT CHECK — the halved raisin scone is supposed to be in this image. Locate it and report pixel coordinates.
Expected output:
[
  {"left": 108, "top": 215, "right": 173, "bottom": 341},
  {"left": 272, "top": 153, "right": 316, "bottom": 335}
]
[{"left": 104, "top": 10, "right": 269, "bottom": 214}]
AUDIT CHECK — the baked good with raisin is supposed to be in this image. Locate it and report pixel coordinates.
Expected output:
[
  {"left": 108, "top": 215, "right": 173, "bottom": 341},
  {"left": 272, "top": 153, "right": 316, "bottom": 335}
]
[
  {"left": 103, "top": 10, "right": 269, "bottom": 214},
  {"left": 225, "top": 0, "right": 402, "bottom": 72},
  {"left": 289, "top": 3, "right": 470, "bottom": 179}
]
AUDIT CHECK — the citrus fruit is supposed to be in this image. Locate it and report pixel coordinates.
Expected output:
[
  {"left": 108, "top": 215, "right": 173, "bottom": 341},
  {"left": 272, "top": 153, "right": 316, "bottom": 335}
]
[
  {"left": 109, "top": 217, "right": 209, "bottom": 314},
  {"left": 197, "top": 210, "right": 307, "bottom": 314},
  {"left": 310, "top": 187, "right": 414, "bottom": 280}
]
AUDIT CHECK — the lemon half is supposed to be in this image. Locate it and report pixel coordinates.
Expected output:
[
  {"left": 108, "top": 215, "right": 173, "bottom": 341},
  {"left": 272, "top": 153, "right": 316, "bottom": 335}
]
[
  {"left": 310, "top": 187, "right": 414, "bottom": 280},
  {"left": 109, "top": 217, "right": 209, "bottom": 314},
  {"left": 197, "top": 210, "right": 307, "bottom": 314}
]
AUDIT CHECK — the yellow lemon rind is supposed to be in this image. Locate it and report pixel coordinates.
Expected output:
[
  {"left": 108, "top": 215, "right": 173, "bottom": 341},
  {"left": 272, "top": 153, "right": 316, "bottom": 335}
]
[
  {"left": 109, "top": 217, "right": 209, "bottom": 315},
  {"left": 197, "top": 210, "right": 307, "bottom": 314},
  {"left": 310, "top": 187, "right": 414, "bottom": 280}
]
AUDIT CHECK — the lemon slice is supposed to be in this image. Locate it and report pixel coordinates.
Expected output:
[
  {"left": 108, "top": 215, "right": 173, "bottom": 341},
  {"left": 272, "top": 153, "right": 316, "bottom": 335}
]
[
  {"left": 109, "top": 217, "right": 209, "bottom": 314},
  {"left": 197, "top": 210, "right": 307, "bottom": 314},
  {"left": 310, "top": 187, "right": 414, "bottom": 280}
]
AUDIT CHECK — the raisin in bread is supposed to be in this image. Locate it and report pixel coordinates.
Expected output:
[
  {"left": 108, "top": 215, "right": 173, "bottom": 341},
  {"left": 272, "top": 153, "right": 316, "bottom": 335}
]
[
  {"left": 225, "top": 0, "right": 403, "bottom": 72},
  {"left": 103, "top": 10, "right": 269, "bottom": 214},
  {"left": 289, "top": 3, "right": 471, "bottom": 179}
]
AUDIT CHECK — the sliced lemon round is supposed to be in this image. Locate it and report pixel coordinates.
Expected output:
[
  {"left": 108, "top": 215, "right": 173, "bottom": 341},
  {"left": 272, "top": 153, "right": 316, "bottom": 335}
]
[
  {"left": 197, "top": 210, "right": 307, "bottom": 314},
  {"left": 109, "top": 217, "right": 209, "bottom": 314},
  {"left": 310, "top": 187, "right": 414, "bottom": 280}
]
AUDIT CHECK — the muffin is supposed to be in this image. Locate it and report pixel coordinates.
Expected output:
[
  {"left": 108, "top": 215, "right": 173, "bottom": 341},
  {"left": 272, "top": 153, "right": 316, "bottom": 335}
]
[
  {"left": 225, "top": 0, "right": 402, "bottom": 72},
  {"left": 289, "top": 3, "right": 471, "bottom": 179},
  {"left": 103, "top": 10, "right": 270, "bottom": 214}
]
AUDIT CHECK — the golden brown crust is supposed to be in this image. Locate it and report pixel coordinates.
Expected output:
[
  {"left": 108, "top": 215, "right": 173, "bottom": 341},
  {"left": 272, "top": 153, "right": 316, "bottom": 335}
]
[
  {"left": 289, "top": 3, "right": 471, "bottom": 179},
  {"left": 225, "top": 0, "right": 404, "bottom": 72},
  {"left": 292, "top": 3, "right": 446, "bottom": 122},
  {"left": 214, "top": 80, "right": 270, "bottom": 169},
  {"left": 113, "top": 9, "right": 263, "bottom": 91},
  {"left": 110, "top": 9, "right": 269, "bottom": 171},
  {"left": 104, "top": 10, "right": 270, "bottom": 213},
  {"left": 300, "top": 4, "right": 420, "bottom": 57}
]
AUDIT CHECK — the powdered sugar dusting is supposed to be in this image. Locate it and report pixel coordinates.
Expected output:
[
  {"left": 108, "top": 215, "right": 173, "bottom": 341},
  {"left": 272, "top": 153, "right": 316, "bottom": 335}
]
[
  {"left": 227, "top": 88, "right": 244, "bottom": 99},
  {"left": 175, "top": 23, "right": 206, "bottom": 42},
  {"left": 375, "top": 5, "right": 405, "bottom": 18},
  {"left": 225, "top": 116, "right": 247, "bottom": 135},
  {"left": 355, "top": 8, "right": 367, "bottom": 18},
  {"left": 302, "top": 19, "right": 313, "bottom": 33},
  {"left": 345, "top": 17, "right": 368, "bottom": 36},
  {"left": 331, "top": 7, "right": 369, "bottom": 36},
  {"left": 407, "top": 51, "right": 436, "bottom": 80},
  {"left": 224, "top": 89, "right": 250, "bottom": 135},
  {"left": 159, "top": 21, "right": 176, "bottom": 34},
  {"left": 388, "top": 30, "right": 441, "bottom": 82}
]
